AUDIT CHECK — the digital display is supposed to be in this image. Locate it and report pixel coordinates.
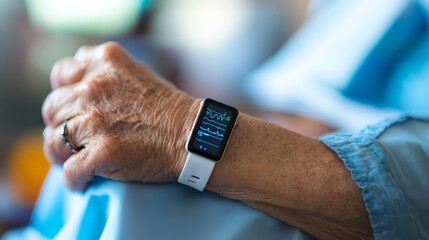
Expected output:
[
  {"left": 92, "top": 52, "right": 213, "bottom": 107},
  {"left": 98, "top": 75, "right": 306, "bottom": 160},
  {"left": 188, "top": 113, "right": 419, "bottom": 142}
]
[{"left": 187, "top": 99, "right": 238, "bottom": 161}]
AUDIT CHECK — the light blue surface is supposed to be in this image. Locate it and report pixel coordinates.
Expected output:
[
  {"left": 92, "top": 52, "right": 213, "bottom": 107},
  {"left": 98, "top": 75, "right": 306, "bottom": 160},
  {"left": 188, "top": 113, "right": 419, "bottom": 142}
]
[{"left": 2, "top": 167, "right": 311, "bottom": 240}]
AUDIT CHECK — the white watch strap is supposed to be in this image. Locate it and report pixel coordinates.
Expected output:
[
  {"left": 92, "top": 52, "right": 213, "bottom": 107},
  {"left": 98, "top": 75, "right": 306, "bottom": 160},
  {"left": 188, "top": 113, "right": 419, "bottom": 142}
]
[{"left": 178, "top": 153, "right": 216, "bottom": 191}]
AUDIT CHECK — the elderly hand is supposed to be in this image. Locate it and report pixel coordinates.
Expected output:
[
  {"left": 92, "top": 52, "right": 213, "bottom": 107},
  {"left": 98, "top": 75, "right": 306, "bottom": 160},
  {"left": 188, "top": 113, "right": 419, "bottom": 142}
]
[{"left": 42, "top": 42, "right": 196, "bottom": 190}]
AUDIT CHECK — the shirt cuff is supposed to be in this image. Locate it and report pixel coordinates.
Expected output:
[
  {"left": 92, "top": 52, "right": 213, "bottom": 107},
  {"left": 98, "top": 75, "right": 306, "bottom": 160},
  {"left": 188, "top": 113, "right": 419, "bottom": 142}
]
[{"left": 319, "top": 115, "right": 420, "bottom": 240}]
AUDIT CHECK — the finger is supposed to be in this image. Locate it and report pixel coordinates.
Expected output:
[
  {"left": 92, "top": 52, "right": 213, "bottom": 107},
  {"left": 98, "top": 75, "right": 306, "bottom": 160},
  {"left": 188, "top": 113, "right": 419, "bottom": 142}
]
[
  {"left": 42, "top": 84, "right": 84, "bottom": 127},
  {"left": 50, "top": 58, "right": 87, "bottom": 89},
  {"left": 91, "top": 42, "right": 131, "bottom": 65},
  {"left": 74, "top": 45, "right": 96, "bottom": 62},
  {"left": 43, "top": 116, "right": 89, "bottom": 166},
  {"left": 63, "top": 148, "right": 95, "bottom": 190},
  {"left": 74, "top": 42, "right": 131, "bottom": 75},
  {"left": 43, "top": 125, "right": 72, "bottom": 165}
]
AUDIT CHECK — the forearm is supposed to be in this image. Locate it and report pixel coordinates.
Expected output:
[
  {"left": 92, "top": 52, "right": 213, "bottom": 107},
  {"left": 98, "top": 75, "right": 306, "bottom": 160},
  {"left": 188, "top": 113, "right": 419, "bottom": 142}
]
[
  {"left": 179, "top": 100, "right": 372, "bottom": 239},
  {"left": 43, "top": 40, "right": 371, "bottom": 239}
]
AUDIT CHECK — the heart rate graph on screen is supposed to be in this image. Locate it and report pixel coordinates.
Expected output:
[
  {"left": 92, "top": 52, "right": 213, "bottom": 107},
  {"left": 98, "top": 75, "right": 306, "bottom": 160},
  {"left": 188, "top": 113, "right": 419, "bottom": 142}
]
[{"left": 194, "top": 104, "right": 232, "bottom": 155}]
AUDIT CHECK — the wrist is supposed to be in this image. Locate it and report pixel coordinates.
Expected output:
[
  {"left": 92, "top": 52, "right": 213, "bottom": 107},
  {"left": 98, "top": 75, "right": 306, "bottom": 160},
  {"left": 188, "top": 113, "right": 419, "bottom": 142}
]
[
  {"left": 176, "top": 98, "right": 239, "bottom": 191},
  {"left": 168, "top": 96, "right": 201, "bottom": 180}
]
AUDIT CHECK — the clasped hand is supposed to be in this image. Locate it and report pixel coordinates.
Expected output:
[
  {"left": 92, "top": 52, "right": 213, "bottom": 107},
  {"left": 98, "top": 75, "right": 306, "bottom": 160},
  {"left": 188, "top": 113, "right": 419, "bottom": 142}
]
[{"left": 42, "top": 42, "right": 195, "bottom": 190}]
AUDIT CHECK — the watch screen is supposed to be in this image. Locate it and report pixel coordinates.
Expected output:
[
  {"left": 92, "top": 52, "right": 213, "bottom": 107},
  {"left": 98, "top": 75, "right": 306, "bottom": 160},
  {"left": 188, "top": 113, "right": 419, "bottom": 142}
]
[{"left": 187, "top": 98, "right": 238, "bottom": 161}]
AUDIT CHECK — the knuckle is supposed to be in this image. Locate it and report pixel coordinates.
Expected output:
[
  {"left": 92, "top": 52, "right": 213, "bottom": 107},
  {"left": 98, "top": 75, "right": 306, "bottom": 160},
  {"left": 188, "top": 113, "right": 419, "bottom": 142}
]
[
  {"left": 100, "top": 41, "right": 124, "bottom": 54},
  {"left": 50, "top": 59, "right": 69, "bottom": 88},
  {"left": 80, "top": 78, "right": 104, "bottom": 102},
  {"left": 80, "top": 75, "right": 115, "bottom": 105},
  {"left": 50, "top": 61, "right": 62, "bottom": 85},
  {"left": 42, "top": 92, "right": 55, "bottom": 125},
  {"left": 51, "top": 57, "right": 70, "bottom": 71},
  {"left": 75, "top": 45, "right": 92, "bottom": 58},
  {"left": 51, "top": 60, "right": 62, "bottom": 75},
  {"left": 96, "top": 42, "right": 126, "bottom": 62},
  {"left": 42, "top": 136, "right": 55, "bottom": 162},
  {"left": 43, "top": 131, "right": 65, "bottom": 165}
]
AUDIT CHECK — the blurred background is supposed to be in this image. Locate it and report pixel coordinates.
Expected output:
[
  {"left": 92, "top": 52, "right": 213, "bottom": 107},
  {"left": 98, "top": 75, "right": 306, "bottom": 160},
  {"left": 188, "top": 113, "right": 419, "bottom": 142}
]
[{"left": 1, "top": 0, "right": 429, "bottom": 235}]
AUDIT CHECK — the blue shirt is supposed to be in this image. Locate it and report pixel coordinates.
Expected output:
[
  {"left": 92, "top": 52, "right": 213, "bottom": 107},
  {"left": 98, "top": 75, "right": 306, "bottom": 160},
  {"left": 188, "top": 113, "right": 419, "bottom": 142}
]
[
  {"left": 3, "top": 115, "right": 429, "bottom": 239},
  {"left": 321, "top": 116, "right": 429, "bottom": 239}
]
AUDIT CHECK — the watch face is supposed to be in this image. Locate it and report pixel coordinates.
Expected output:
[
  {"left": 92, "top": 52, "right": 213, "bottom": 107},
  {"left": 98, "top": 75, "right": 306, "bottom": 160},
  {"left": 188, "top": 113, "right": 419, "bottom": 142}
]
[{"left": 187, "top": 98, "right": 238, "bottom": 161}]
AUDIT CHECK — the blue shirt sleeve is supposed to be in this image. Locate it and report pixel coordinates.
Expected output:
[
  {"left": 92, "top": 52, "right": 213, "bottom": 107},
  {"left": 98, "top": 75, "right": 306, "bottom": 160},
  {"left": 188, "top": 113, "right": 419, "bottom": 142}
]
[{"left": 320, "top": 115, "right": 429, "bottom": 240}]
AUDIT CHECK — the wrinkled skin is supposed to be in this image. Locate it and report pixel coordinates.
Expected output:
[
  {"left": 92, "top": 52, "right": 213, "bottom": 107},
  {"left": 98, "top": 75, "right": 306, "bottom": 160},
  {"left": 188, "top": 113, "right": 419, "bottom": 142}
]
[
  {"left": 42, "top": 42, "right": 195, "bottom": 190},
  {"left": 41, "top": 42, "right": 374, "bottom": 240}
]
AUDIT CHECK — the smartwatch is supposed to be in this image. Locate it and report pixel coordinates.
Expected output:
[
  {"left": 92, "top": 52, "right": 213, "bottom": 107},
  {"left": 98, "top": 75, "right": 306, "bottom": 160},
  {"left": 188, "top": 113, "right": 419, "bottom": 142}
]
[{"left": 178, "top": 98, "right": 239, "bottom": 191}]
